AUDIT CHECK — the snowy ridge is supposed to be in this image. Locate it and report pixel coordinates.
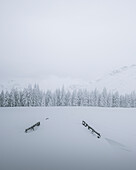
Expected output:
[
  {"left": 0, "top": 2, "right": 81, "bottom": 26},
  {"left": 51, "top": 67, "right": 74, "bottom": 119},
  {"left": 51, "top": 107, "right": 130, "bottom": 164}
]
[
  {"left": 70, "top": 65, "right": 136, "bottom": 94},
  {"left": 0, "top": 76, "right": 89, "bottom": 92},
  {"left": 1, "top": 65, "right": 136, "bottom": 94},
  {"left": 89, "top": 65, "right": 136, "bottom": 93}
]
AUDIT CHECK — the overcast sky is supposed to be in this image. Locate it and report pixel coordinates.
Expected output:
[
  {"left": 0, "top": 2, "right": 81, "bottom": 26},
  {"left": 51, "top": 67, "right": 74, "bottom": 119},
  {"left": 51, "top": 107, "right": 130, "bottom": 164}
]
[{"left": 0, "top": 0, "right": 136, "bottom": 83}]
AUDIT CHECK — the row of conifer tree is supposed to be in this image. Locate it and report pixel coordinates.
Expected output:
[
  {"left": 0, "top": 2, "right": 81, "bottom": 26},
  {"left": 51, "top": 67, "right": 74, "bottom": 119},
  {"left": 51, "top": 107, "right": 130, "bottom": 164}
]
[{"left": 0, "top": 84, "right": 136, "bottom": 107}]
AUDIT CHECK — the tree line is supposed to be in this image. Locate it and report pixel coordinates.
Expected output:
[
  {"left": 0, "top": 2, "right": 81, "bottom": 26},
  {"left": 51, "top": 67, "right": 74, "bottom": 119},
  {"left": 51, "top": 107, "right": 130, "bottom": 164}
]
[{"left": 0, "top": 84, "right": 136, "bottom": 107}]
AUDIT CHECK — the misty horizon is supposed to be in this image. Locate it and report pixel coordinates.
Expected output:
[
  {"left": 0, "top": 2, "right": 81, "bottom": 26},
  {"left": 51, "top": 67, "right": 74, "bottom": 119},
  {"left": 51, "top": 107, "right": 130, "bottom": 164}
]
[{"left": 1, "top": 0, "right": 136, "bottom": 84}]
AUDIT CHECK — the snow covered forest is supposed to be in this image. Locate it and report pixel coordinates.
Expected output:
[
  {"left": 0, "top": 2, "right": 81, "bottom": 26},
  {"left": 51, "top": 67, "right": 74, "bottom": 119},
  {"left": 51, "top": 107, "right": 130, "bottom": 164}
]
[{"left": 0, "top": 84, "right": 136, "bottom": 107}]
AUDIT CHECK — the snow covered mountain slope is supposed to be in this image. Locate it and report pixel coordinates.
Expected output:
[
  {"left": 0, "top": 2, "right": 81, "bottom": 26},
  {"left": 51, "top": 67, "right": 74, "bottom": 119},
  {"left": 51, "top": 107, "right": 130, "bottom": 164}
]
[
  {"left": 70, "top": 65, "right": 136, "bottom": 94},
  {"left": 0, "top": 107, "right": 136, "bottom": 170},
  {"left": 88, "top": 65, "right": 136, "bottom": 93},
  {"left": 0, "top": 76, "right": 90, "bottom": 92},
  {"left": 1, "top": 65, "right": 136, "bottom": 94}
]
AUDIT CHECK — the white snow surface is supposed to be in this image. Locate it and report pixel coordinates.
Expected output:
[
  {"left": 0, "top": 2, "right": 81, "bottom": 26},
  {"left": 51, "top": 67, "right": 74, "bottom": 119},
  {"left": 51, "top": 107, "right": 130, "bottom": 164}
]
[{"left": 0, "top": 107, "right": 136, "bottom": 170}]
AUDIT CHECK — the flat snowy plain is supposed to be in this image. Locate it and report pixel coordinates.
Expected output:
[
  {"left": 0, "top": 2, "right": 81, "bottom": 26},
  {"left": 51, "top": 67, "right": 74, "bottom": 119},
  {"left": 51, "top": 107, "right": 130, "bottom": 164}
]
[{"left": 0, "top": 107, "right": 136, "bottom": 170}]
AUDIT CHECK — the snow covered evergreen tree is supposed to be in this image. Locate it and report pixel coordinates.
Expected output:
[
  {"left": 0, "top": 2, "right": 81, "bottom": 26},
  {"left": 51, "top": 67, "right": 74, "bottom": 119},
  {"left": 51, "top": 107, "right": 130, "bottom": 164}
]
[
  {"left": 22, "top": 88, "right": 28, "bottom": 106},
  {"left": 125, "top": 94, "right": 131, "bottom": 107},
  {"left": 45, "top": 90, "right": 53, "bottom": 106},
  {"left": 64, "top": 91, "right": 71, "bottom": 106},
  {"left": 0, "top": 90, "right": 4, "bottom": 107},
  {"left": 107, "top": 92, "right": 112, "bottom": 107},
  {"left": 120, "top": 95, "right": 125, "bottom": 107},
  {"left": 82, "top": 89, "right": 89, "bottom": 106},
  {"left": 26, "top": 85, "right": 33, "bottom": 106},
  {"left": 112, "top": 91, "right": 120, "bottom": 107},
  {"left": 1, "top": 84, "right": 136, "bottom": 108},
  {"left": 93, "top": 89, "right": 99, "bottom": 106},
  {"left": 71, "top": 90, "right": 78, "bottom": 106},
  {"left": 60, "top": 86, "right": 66, "bottom": 106},
  {"left": 130, "top": 91, "right": 136, "bottom": 107},
  {"left": 4, "top": 91, "right": 10, "bottom": 107},
  {"left": 54, "top": 89, "right": 61, "bottom": 106},
  {"left": 77, "top": 89, "right": 83, "bottom": 106},
  {"left": 41, "top": 92, "right": 46, "bottom": 106},
  {"left": 9, "top": 88, "right": 16, "bottom": 107},
  {"left": 89, "top": 91, "right": 94, "bottom": 106}
]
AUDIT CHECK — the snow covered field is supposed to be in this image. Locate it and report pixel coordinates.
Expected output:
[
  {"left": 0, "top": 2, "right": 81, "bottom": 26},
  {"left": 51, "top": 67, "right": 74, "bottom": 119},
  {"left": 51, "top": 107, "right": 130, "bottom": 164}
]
[{"left": 0, "top": 107, "right": 136, "bottom": 170}]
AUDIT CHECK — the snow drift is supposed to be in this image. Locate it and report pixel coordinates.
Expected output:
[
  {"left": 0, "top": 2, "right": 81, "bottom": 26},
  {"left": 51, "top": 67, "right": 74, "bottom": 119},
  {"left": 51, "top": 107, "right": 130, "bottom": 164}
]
[{"left": 0, "top": 107, "right": 136, "bottom": 170}]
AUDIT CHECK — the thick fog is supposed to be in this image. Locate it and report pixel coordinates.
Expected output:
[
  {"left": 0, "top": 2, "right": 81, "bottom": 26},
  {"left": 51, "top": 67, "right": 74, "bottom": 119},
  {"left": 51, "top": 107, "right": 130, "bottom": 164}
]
[{"left": 0, "top": 0, "right": 136, "bottom": 82}]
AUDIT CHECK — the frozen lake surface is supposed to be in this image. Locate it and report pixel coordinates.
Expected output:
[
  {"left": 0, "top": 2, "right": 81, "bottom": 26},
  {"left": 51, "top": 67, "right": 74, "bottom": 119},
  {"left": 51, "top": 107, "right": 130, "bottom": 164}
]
[{"left": 0, "top": 107, "right": 136, "bottom": 170}]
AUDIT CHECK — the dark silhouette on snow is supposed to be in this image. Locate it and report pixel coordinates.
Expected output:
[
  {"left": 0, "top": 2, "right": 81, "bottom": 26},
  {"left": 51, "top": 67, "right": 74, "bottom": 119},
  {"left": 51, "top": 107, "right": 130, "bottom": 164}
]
[
  {"left": 82, "top": 120, "right": 101, "bottom": 138},
  {"left": 25, "top": 122, "right": 40, "bottom": 133}
]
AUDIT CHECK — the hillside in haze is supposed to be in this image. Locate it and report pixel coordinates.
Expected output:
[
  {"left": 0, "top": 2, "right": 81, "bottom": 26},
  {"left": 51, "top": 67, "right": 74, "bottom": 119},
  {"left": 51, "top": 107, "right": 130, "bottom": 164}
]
[
  {"left": 90, "top": 65, "right": 136, "bottom": 93},
  {"left": 1, "top": 65, "right": 136, "bottom": 94},
  {"left": 70, "top": 65, "right": 136, "bottom": 94}
]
